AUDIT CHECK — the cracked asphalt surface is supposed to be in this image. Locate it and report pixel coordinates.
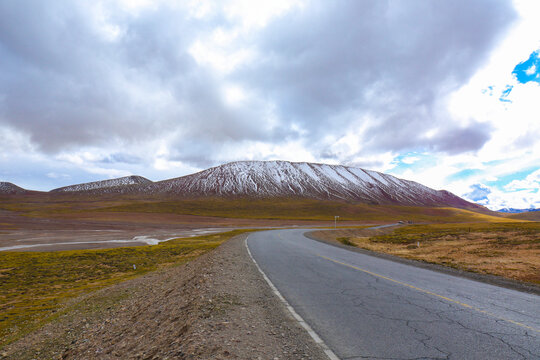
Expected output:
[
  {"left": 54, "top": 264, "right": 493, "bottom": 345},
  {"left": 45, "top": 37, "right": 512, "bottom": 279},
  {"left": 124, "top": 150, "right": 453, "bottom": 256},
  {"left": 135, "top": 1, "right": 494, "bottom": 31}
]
[{"left": 247, "top": 229, "right": 540, "bottom": 359}]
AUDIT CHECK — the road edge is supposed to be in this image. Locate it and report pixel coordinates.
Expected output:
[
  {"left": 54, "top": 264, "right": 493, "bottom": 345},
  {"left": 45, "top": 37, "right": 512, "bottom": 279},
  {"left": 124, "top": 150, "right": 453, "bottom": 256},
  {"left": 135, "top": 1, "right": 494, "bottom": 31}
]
[
  {"left": 244, "top": 235, "right": 340, "bottom": 360},
  {"left": 304, "top": 231, "right": 540, "bottom": 296}
]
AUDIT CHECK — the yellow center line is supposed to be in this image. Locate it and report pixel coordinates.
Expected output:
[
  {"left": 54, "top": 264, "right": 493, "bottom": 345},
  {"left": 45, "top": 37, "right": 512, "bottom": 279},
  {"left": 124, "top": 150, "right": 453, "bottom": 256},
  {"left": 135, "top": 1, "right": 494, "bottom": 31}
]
[{"left": 317, "top": 254, "right": 540, "bottom": 333}]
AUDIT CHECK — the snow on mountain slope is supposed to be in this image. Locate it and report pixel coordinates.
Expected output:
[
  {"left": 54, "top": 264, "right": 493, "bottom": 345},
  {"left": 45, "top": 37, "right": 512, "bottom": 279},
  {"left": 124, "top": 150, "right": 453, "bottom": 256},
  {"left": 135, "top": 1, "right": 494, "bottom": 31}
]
[
  {"left": 498, "top": 207, "right": 539, "bottom": 213},
  {"left": 0, "top": 182, "right": 26, "bottom": 194},
  {"left": 41, "top": 161, "right": 480, "bottom": 209},
  {"left": 145, "top": 161, "right": 480, "bottom": 209},
  {"left": 51, "top": 175, "right": 152, "bottom": 193}
]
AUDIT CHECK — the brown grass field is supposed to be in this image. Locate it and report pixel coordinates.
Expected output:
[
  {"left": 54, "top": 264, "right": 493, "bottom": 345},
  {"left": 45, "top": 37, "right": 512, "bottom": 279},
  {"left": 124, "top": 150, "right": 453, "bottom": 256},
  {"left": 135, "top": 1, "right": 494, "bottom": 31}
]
[
  {"left": 0, "top": 193, "right": 512, "bottom": 224},
  {"left": 507, "top": 210, "right": 540, "bottom": 221},
  {"left": 312, "top": 222, "right": 540, "bottom": 285}
]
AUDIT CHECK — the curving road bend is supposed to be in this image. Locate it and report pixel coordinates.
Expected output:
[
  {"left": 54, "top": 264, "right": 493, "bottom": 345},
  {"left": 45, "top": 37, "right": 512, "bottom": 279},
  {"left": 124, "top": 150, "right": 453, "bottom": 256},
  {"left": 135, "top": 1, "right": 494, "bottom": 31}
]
[{"left": 247, "top": 229, "right": 540, "bottom": 359}]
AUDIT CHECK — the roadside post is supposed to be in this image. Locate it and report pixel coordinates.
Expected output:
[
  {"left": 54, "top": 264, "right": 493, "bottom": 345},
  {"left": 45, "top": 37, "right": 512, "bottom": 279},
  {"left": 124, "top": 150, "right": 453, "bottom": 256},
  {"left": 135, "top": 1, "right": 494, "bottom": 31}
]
[{"left": 334, "top": 215, "right": 339, "bottom": 229}]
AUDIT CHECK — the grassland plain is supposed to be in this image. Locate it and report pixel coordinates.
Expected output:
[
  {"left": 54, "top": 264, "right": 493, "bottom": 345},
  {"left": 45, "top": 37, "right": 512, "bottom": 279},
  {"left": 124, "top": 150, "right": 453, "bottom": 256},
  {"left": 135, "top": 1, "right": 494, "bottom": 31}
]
[
  {"left": 80, "top": 199, "right": 516, "bottom": 224},
  {"left": 0, "top": 230, "right": 253, "bottom": 348},
  {"left": 508, "top": 210, "right": 540, "bottom": 221},
  {"left": 0, "top": 193, "right": 508, "bottom": 223},
  {"left": 91, "top": 198, "right": 509, "bottom": 222},
  {"left": 312, "top": 222, "right": 540, "bottom": 285}
]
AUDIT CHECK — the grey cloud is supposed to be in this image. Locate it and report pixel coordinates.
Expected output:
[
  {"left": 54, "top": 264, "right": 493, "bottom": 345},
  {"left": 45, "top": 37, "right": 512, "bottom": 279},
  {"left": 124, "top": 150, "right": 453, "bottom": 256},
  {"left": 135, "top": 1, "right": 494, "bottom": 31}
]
[
  {"left": 171, "top": 72, "right": 272, "bottom": 142},
  {"left": 319, "top": 150, "right": 339, "bottom": 161},
  {"left": 0, "top": 1, "right": 167, "bottom": 151},
  {"left": 233, "top": 0, "right": 516, "bottom": 155},
  {"left": 364, "top": 112, "right": 491, "bottom": 154},
  {"left": 100, "top": 153, "right": 142, "bottom": 165},
  {"left": 512, "top": 131, "right": 537, "bottom": 149},
  {"left": 168, "top": 142, "right": 222, "bottom": 169},
  {"left": 0, "top": 0, "right": 274, "bottom": 155},
  {"left": 0, "top": 0, "right": 517, "bottom": 167},
  {"left": 432, "top": 122, "right": 492, "bottom": 154},
  {"left": 348, "top": 159, "right": 386, "bottom": 170}
]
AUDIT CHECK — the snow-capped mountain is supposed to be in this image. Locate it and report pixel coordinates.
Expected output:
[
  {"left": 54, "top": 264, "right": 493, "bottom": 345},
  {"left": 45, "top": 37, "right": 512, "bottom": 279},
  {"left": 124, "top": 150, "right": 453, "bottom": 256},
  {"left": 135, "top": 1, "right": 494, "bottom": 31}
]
[
  {"left": 51, "top": 175, "right": 152, "bottom": 193},
  {"left": 497, "top": 207, "right": 539, "bottom": 213},
  {"left": 143, "top": 161, "right": 480, "bottom": 209},
  {"left": 40, "top": 161, "right": 480, "bottom": 209},
  {"left": 0, "top": 182, "right": 26, "bottom": 194}
]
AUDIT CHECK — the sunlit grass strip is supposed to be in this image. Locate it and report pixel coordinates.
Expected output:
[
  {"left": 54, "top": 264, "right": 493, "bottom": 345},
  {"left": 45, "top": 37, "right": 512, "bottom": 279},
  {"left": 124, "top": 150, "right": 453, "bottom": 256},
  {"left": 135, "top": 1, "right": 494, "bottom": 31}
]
[
  {"left": 369, "top": 222, "right": 540, "bottom": 244},
  {"left": 94, "top": 199, "right": 513, "bottom": 223},
  {"left": 323, "top": 222, "right": 540, "bottom": 285},
  {"left": 0, "top": 229, "right": 252, "bottom": 348},
  {"left": 355, "top": 222, "right": 540, "bottom": 285}
]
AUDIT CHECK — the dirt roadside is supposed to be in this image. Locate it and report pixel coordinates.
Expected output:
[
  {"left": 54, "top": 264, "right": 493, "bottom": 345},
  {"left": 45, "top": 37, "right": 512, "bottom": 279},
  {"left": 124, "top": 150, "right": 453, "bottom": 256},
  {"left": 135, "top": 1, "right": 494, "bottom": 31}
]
[
  {"left": 307, "top": 228, "right": 540, "bottom": 295},
  {"left": 2, "top": 233, "right": 328, "bottom": 360}
]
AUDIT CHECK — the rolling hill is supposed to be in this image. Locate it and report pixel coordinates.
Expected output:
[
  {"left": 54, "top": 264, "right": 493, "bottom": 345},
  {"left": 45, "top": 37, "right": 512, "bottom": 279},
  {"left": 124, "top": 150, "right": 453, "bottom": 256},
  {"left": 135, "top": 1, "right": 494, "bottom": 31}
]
[
  {"left": 0, "top": 182, "right": 27, "bottom": 194},
  {"left": 51, "top": 175, "right": 152, "bottom": 193}
]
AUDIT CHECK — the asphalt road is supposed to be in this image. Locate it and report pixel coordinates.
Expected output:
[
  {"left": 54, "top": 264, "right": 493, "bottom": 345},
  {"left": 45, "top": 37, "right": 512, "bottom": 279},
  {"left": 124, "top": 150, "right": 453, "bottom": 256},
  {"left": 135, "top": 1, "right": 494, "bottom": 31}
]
[{"left": 247, "top": 229, "right": 540, "bottom": 359}]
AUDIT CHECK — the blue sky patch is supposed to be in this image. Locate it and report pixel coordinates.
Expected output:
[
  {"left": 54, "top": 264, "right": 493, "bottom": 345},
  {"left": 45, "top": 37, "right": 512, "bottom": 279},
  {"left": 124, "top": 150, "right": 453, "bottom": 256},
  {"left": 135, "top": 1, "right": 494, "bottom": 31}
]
[
  {"left": 447, "top": 168, "right": 482, "bottom": 182},
  {"left": 481, "top": 85, "right": 494, "bottom": 96},
  {"left": 512, "top": 50, "right": 540, "bottom": 84},
  {"left": 464, "top": 184, "right": 491, "bottom": 202},
  {"left": 483, "top": 159, "right": 506, "bottom": 167},
  {"left": 499, "top": 85, "right": 513, "bottom": 103},
  {"left": 485, "top": 167, "right": 538, "bottom": 190},
  {"left": 388, "top": 152, "right": 436, "bottom": 175}
]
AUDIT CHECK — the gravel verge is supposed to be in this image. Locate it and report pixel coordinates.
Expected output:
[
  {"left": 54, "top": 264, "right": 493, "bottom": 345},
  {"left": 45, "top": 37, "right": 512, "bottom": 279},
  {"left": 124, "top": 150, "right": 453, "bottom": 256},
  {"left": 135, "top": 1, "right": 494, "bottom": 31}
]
[{"left": 2, "top": 233, "right": 328, "bottom": 359}]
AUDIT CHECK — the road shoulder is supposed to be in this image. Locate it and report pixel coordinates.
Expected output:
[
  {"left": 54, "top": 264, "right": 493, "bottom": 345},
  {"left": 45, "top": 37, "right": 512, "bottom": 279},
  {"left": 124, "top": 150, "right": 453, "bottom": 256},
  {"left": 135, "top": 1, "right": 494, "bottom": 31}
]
[
  {"left": 2, "top": 234, "right": 328, "bottom": 359},
  {"left": 305, "top": 230, "right": 540, "bottom": 296}
]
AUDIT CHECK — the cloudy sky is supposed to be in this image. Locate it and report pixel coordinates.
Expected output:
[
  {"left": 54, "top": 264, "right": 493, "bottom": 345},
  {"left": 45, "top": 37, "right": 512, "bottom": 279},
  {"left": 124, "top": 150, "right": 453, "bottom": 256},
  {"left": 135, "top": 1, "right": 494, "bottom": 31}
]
[{"left": 1, "top": 0, "right": 539, "bottom": 210}]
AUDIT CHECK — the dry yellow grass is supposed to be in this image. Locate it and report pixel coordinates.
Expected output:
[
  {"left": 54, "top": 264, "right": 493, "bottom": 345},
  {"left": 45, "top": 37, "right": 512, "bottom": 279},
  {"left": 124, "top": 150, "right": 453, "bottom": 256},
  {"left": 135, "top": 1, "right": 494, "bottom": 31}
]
[{"left": 312, "top": 223, "right": 540, "bottom": 285}]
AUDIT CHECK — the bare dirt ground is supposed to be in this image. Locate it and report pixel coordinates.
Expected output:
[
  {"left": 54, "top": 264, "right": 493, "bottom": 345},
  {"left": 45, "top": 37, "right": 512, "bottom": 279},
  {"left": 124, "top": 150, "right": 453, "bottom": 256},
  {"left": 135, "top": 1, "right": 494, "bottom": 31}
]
[
  {"left": 0, "top": 209, "right": 360, "bottom": 251},
  {"left": 0, "top": 228, "right": 227, "bottom": 251},
  {"left": 1, "top": 234, "right": 328, "bottom": 359}
]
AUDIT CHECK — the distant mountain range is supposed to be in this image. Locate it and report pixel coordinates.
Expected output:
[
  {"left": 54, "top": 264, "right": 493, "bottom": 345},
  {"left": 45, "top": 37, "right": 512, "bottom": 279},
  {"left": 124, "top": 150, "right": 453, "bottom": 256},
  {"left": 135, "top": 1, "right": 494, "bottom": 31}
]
[
  {"left": 497, "top": 207, "right": 540, "bottom": 214},
  {"left": 0, "top": 182, "right": 26, "bottom": 194},
  {"left": 1, "top": 160, "right": 484, "bottom": 210},
  {"left": 51, "top": 175, "right": 152, "bottom": 193}
]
